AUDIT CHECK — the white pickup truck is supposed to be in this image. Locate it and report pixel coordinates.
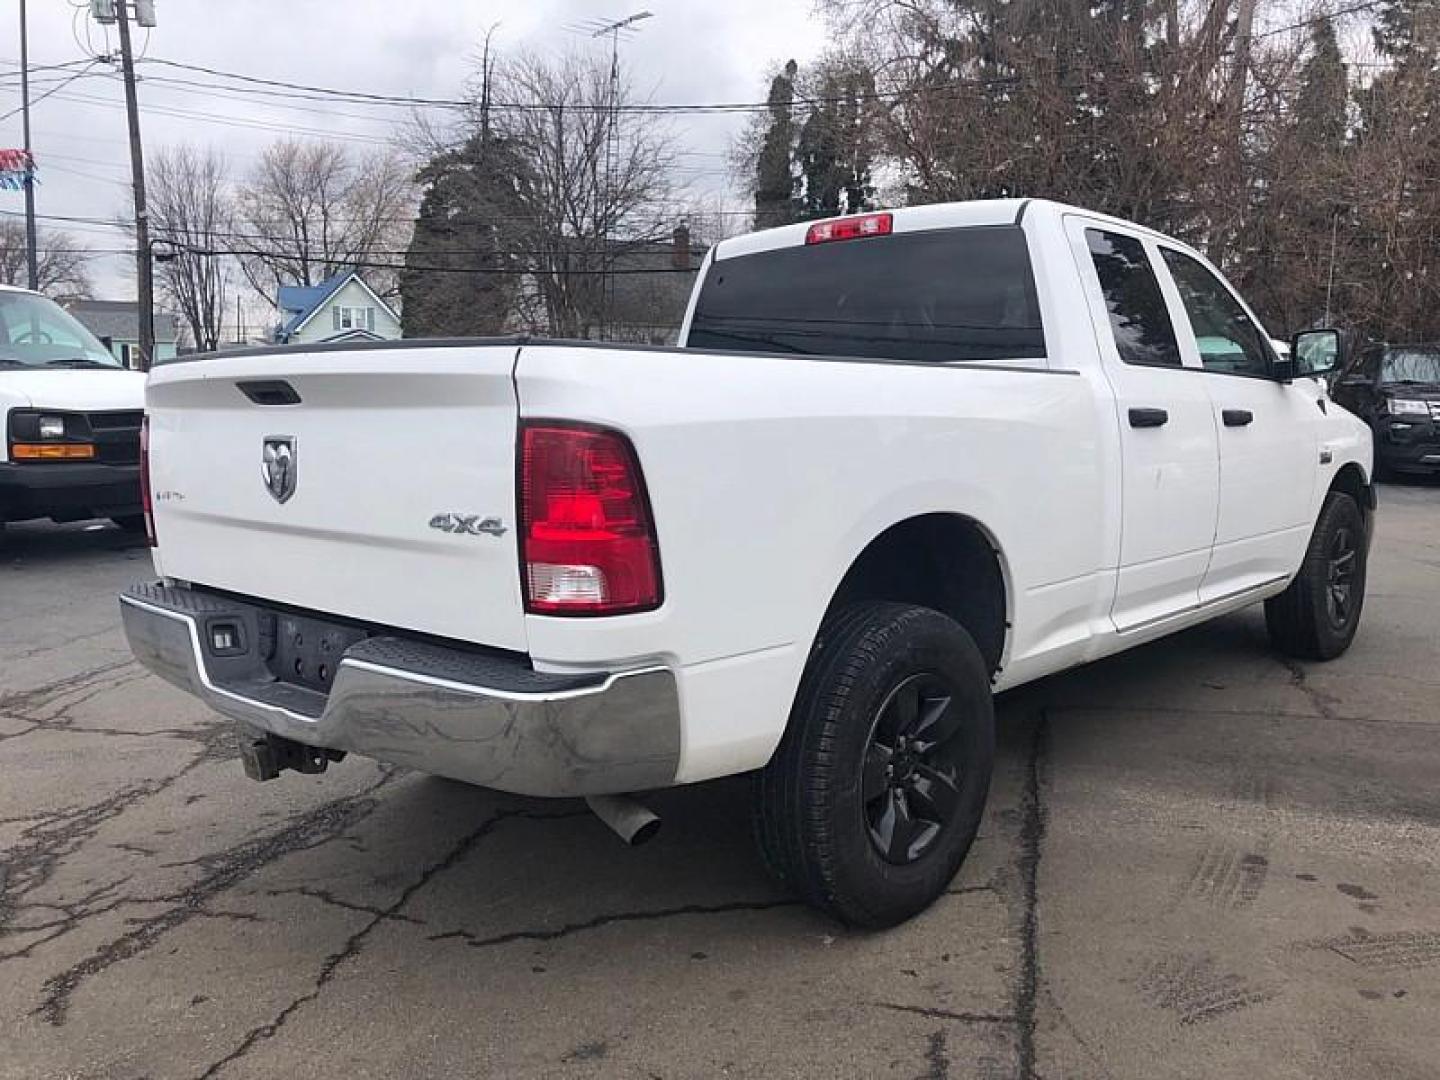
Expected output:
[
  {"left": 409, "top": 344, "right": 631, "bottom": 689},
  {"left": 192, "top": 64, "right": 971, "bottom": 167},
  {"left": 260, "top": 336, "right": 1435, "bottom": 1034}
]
[{"left": 120, "top": 199, "right": 1372, "bottom": 927}]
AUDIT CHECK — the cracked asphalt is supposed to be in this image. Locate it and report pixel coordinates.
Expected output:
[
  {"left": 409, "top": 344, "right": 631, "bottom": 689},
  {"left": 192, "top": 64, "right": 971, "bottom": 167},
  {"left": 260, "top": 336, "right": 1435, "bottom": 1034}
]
[{"left": 3, "top": 483, "right": 1439, "bottom": 1080}]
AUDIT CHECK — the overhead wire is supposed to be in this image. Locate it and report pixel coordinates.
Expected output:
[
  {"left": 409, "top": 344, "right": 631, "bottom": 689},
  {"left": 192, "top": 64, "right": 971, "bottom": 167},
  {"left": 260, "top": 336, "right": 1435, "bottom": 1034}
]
[
  {"left": 0, "top": 60, "right": 102, "bottom": 123},
  {"left": 128, "top": 55, "right": 1020, "bottom": 116},
  {"left": 1253, "top": 0, "right": 1390, "bottom": 40}
]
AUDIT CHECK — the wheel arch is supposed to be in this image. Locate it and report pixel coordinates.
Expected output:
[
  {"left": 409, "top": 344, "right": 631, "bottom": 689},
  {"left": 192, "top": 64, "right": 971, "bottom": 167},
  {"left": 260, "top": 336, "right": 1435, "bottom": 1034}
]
[
  {"left": 817, "top": 512, "right": 1011, "bottom": 678},
  {"left": 1329, "top": 461, "right": 1375, "bottom": 514}
]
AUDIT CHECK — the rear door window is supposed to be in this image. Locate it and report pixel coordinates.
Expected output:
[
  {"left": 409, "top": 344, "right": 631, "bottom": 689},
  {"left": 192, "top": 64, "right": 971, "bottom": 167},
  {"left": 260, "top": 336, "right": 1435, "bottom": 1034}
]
[
  {"left": 1084, "top": 229, "right": 1182, "bottom": 368},
  {"left": 686, "top": 226, "right": 1046, "bottom": 363}
]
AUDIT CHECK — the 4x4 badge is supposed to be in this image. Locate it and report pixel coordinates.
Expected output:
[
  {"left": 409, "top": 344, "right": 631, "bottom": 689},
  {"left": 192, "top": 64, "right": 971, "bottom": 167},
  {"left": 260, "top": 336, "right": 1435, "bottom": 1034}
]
[
  {"left": 429, "top": 513, "right": 507, "bottom": 537},
  {"left": 261, "top": 436, "right": 297, "bottom": 504}
]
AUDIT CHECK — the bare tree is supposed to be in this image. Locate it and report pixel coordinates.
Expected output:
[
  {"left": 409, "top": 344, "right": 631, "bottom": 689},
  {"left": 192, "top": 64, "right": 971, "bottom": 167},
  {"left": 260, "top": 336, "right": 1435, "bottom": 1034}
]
[
  {"left": 236, "top": 140, "right": 414, "bottom": 301},
  {"left": 0, "top": 220, "right": 91, "bottom": 299},
  {"left": 148, "top": 146, "right": 233, "bottom": 352},
  {"left": 403, "top": 49, "right": 681, "bottom": 339},
  {"left": 490, "top": 51, "right": 680, "bottom": 337}
]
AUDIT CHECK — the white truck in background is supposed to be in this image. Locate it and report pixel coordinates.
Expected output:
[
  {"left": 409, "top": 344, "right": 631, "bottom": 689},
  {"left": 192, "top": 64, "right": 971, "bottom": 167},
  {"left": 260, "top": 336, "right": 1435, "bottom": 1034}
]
[{"left": 120, "top": 199, "right": 1372, "bottom": 927}]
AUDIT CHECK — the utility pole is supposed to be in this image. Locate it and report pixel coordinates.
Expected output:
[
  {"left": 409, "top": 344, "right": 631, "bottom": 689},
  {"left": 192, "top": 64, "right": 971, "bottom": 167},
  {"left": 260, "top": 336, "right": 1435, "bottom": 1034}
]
[
  {"left": 591, "top": 11, "right": 651, "bottom": 339},
  {"left": 115, "top": 1, "right": 154, "bottom": 370},
  {"left": 18, "top": 0, "right": 39, "bottom": 290}
]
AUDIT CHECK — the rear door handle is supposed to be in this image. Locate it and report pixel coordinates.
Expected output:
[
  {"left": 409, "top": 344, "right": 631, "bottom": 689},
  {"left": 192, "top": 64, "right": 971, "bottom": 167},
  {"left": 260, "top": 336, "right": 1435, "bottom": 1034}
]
[
  {"left": 1222, "top": 409, "right": 1254, "bottom": 427},
  {"left": 1128, "top": 407, "right": 1169, "bottom": 428}
]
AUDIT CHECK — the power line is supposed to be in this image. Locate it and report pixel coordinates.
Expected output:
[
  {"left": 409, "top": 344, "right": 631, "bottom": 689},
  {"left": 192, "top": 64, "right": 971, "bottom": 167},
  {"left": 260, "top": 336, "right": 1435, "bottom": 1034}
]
[
  {"left": 35, "top": 87, "right": 396, "bottom": 146},
  {"left": 0, "top": 57, "right": 95, "bottom": 80},
  {"left": 117, "top": 72, "right": 424, "bottom": 128},
  {"left": 128, "top": 55, "right": 1019, "bottom": 116},
  {"left": 0, "top": 60, "right": 100, "bottom": 122},
  {"left": 1254, "top": 0, "right": 1389, "bottom": 40}
]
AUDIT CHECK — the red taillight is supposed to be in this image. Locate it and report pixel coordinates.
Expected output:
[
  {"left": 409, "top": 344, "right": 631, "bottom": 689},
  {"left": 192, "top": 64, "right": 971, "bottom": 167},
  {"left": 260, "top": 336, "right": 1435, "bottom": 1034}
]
[
  {"left": 519, "top": 422, "right": 662, "bottom": 615},
  {"left": 139, "top": 415, "right": 156, "bottom": 547},
  {"left": 804, "top": 211, "right": 893, "bottom": 245}
]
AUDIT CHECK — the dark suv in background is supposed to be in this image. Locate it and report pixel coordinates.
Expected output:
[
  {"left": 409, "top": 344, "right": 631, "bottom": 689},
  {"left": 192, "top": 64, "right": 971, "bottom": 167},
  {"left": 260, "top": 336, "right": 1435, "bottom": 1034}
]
[{"left": 1331, "top": 343, "right": 1440, "bottom": 478}]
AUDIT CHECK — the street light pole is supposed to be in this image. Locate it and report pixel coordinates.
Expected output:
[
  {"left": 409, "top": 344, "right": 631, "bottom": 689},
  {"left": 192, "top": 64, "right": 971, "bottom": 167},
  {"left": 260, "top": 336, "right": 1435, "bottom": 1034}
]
[
  {"left": 115, "top": 0, "right": 154, "bottom": 370},
  {"left": 19, "top": 0, "right": 39, "bottom": 290}
]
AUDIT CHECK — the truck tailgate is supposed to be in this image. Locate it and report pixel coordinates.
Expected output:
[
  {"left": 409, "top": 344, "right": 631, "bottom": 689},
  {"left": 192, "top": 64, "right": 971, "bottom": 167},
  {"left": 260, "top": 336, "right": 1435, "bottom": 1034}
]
[{"left": 144, "top": 345, "right": 527, "bottom": 652}]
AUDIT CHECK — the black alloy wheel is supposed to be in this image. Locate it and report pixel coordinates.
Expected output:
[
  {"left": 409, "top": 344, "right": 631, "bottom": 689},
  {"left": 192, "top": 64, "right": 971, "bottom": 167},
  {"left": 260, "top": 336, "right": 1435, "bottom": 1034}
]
[
  {"left": 1324, "top": 523, "right": 1359, "bottom": 631},
  {"left": 863, "top": 673, "right": 965, "bottom": 865}
]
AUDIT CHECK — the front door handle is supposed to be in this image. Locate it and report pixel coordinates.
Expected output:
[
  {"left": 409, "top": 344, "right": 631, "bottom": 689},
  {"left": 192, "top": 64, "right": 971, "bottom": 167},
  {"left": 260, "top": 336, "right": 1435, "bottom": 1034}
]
[
  {"left": 1129, "top": 407, "right": 1169, "bottom": 428},
  {"left": 1222, "top": 409, "right": 1254, "bottom": 427}
]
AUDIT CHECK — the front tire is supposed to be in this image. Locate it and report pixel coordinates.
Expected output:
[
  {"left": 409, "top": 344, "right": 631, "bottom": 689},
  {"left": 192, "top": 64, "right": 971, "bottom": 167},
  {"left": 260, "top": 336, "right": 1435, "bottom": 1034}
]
[
  {"left": 1265, "top": 492, "right": 1367, "bottom": 660},
  {"left": 754, "top": 602, "right": 995, "bottom": 928}
]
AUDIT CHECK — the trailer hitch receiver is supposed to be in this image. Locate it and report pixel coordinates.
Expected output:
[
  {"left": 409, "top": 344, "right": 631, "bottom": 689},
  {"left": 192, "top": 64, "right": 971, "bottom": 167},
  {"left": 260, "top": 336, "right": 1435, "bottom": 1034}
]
[{"left": 239, "top": 729, "right": 346, "bottom": 782}]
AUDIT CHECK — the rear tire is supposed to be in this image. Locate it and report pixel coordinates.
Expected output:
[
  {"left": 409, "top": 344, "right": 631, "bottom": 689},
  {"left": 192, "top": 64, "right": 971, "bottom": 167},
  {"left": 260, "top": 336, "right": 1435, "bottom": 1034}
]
[
  {"left": 754, "top": 602, "right": 995, "bottom": 928},
  {"left": 1265, "top": 492, "right": 1367, "bottom": 660}
]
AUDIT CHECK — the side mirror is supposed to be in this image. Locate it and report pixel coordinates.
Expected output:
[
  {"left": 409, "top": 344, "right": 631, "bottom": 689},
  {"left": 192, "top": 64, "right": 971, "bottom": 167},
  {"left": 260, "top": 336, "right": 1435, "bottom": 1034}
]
[{"left": 1290, "top": 328, "right": 1341, "bottom": 379}]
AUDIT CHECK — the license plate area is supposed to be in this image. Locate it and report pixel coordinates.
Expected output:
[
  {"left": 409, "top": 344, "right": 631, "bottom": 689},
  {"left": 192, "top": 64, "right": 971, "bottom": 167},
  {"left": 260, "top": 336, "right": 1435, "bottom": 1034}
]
[{"left": 261, "top": 611, "right": 368, "bottom": 693}]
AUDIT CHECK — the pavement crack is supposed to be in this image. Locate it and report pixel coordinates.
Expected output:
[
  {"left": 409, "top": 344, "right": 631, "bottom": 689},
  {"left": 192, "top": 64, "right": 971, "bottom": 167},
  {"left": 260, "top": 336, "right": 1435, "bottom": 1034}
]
[
  {"left": 945, "top": 883, "right": 998, "bottom": 897},
  {"left": 871, "top": 1001, "right": 1017, "bottom": 1025},
  {"left": 0, "top": 659, "right": 141, "bottom": 720},
  {"left": 109, "top": 841, "right": 160, "bottom": 857},
  {"left": 1014, "top": 708, "right": 1050, "bottom": 1080},
  {"left": 0, "top": 782, "right": 177, "bottom": 939},
  {"left": 1, "top": 626, "right": 117, "bottom": 663},
  {"left": 189, "top": 908, "right": 266, "bottom": 924},
  {"left": 264, "top": 885, "right": 425, "bottom": 925},
  {"left": 32, "top": 781, "right": 391, "bottom": 1026},
  {"left": 191, "top": 807, "right": 586, "bottom": 1080},
  {"left": 430, "top": 896, "right": 802, "bottom": 951},
  {"left": 1276, "top": 656, "right": 1342, "bottom": 721},
  {"left": 924, "top": 1029, "right": 949, "bottom": 1080}
]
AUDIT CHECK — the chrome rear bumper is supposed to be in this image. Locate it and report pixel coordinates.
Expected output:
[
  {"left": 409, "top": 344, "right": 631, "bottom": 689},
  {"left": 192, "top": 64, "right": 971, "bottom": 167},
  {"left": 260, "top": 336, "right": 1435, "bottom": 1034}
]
[{"left": 119, "top": 583, "right": 681, "bottom": 796}]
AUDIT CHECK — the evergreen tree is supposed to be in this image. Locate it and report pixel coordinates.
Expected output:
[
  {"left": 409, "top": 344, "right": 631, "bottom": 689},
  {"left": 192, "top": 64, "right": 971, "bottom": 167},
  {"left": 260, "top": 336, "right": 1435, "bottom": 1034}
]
[
  {"left": 1372, "top": 0, "right": 1440, "bottom": 64},
  {"left": 1295, "top": 19, "right": 1348, "bottom": 152},
  {"left": 754, "top": 61, "right": 800, "bottom": 228},
  {"left": 400, "top": 134, "right": 530, "bottom": 338},
  {"left": 796, "top": 63, "right": 877, "bottom": 219}
]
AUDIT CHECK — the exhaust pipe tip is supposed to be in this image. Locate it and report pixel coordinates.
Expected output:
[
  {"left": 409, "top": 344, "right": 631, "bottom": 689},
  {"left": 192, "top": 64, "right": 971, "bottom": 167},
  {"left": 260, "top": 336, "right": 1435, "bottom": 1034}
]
[{"left": 586, "top": 794, "right": 661, "bottom": 847}]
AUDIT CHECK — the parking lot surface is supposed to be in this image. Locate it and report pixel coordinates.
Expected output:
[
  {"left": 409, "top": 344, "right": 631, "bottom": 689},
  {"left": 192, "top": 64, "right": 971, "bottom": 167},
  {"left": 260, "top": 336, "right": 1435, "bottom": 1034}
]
[{"left": 2, "top": 484, "right": 1438, "bottom": 1080}]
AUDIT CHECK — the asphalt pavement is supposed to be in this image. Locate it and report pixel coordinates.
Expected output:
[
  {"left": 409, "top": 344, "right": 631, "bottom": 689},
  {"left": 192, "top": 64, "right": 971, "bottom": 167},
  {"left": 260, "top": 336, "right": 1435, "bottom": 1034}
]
[{"left": 2, "top": 484, "right": 1438, "bottom": 1079}]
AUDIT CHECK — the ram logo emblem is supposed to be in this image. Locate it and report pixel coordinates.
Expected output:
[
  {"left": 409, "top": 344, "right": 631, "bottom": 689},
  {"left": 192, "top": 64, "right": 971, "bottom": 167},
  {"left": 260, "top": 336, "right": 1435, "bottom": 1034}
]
[
  {"left": 429, "top": 513, "right": 508, "bottom": 538},
  {"left": 261, "top": 436, "right": 297, "bottom": 504}
]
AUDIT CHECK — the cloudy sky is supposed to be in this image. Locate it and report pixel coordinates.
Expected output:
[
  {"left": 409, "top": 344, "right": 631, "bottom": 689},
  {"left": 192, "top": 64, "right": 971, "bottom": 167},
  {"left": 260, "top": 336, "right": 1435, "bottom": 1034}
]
[{"left": 2, "top": 0, "right": 830, "bottom": 305}]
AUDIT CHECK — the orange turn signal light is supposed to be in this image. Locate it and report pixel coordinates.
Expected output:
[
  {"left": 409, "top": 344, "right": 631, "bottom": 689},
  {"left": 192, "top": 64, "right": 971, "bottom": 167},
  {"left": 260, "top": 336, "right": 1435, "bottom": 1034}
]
[{"left": 11, "top": 443, "right": 96, "bottom": 461}]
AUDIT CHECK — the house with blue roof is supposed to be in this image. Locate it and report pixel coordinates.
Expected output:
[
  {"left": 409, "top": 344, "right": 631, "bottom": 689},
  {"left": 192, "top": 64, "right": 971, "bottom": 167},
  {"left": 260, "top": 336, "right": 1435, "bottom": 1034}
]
[{"left": 274, "top": 269, "right": 401, "bottom": 346}]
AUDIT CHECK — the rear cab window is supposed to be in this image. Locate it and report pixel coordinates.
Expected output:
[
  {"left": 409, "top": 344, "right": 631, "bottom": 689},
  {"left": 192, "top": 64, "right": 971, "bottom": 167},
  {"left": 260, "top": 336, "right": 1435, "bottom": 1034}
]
[
  {"left": 685, "top": 226, "right": 1046, "bottom": 364},
  {"left": 1083, "top": 229, "right": 1182, "bottom": 368}
]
